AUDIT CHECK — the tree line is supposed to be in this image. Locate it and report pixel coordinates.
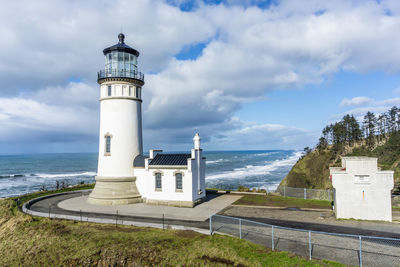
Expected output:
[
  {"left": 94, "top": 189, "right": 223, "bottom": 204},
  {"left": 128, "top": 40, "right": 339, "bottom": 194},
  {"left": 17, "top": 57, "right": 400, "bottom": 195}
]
[{"left": 317, "top": 106, "right": 400, "bottom": 152}]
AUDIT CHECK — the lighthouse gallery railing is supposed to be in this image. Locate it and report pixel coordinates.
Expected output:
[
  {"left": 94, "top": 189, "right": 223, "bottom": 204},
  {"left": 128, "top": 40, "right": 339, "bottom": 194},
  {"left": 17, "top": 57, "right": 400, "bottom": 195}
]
[{"left": 98, "top": 69, "right": 144, "bottom": 82}]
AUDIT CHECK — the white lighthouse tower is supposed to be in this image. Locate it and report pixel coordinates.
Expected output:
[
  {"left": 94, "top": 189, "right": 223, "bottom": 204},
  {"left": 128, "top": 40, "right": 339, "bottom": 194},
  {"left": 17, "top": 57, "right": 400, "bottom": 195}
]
[{"left": 88, "top": 33, "right": 144, "bottom": 205}]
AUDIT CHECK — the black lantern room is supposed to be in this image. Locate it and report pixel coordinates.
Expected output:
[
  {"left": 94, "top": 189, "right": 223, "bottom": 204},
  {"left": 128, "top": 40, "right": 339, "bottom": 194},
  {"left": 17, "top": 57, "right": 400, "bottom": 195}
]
[{"left": 97, "top": 33, "right": 144, "bottom": 84}]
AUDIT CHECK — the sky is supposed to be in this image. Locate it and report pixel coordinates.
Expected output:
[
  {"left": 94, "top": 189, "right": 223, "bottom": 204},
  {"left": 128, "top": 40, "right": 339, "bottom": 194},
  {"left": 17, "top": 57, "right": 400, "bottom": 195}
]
[{"left": 1, "top": 0, "right": 400, "bottom": 154}]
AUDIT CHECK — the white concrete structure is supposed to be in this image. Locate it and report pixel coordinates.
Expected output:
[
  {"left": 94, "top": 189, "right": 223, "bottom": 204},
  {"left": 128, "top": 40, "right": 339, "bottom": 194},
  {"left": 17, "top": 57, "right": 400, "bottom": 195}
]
[
  {"left": 330, "top": 157, "right": 394, "bottom": 222},
  {"left": 135, "top": 134, "right": 206, "bottom": 207},
  {"left": 88, "top": 34, "right": 206, "bottom": 207}
]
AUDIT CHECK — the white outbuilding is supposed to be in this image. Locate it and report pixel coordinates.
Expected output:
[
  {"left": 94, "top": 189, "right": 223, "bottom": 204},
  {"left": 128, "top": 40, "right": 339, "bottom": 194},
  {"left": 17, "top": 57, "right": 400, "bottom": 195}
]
[
  {"left": 87, "top": 34, "right": 206, "bottom": 206},
  {"left": 330, "top": 157, "right": 394, "bottom": 222}
]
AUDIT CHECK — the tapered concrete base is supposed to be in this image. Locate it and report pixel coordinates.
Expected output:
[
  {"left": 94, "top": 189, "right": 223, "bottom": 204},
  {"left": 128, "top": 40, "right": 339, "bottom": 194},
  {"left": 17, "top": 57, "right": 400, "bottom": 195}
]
[{"left": 87, "top": 176, "right": 142, "bottom": 205}]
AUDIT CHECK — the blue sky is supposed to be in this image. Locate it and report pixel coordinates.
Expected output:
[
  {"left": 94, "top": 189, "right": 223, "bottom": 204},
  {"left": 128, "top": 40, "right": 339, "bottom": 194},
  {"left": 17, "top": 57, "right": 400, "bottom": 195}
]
[{"left": 1, "top": 0, "right": 400, "bottom": 154}]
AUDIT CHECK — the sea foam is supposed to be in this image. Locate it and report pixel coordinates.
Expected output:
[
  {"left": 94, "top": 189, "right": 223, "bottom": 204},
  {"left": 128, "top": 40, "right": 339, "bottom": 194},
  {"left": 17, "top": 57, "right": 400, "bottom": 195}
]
[{"left": 206, "top": 151, "right": 302, "bottom": 180}]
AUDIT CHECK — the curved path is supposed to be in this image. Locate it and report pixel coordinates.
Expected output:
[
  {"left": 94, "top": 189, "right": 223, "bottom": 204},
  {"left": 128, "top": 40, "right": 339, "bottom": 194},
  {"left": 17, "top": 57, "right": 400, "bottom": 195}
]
[
  {"left": 23, "top": 190, "right": 400, "bottom": 238},
  {"left": 23, "top": 190, "right": 400, "bottom": 266}
]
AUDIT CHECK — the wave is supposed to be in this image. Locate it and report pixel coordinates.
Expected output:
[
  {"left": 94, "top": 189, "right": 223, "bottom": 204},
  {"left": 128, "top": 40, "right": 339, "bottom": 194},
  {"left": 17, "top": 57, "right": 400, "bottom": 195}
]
[
  {"left": 35, "top": 172, "right": 96, "bottom": 178},
  {"left": 0, "top": 174, "right": 25, "bottom": 178},
  {"left": 252, "top": 151, "right": 279, "bottom": 157},
  {"left": 206, "top": 151, "right": 302, "bottom": 180},
  {"left": 0, "top": 172, "right": 96, "bottom": 179},
  {"left": 206, "top": 159, "right": 224, "bottom": 164}
]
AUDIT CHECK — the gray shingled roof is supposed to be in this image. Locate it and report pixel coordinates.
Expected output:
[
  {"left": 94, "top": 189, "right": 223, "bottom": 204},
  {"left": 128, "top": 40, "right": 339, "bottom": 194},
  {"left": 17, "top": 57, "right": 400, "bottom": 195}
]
[
  {"left": 149, "top": 154, "right": 191, "bottom": 166},
  {"left": 133, "top": 155, "right": 148, "bottom": 167}
]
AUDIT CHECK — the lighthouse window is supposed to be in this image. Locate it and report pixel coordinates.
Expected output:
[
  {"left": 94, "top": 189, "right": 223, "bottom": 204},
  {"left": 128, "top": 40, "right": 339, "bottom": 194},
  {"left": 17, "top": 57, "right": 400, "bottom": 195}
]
[
  {"left": 155, "top": 173, "right": 162, "bottom": 190},
  {"left": 112, "top": 52, "right": 118, "bottom": 70},
  {"left": 175, "top": 173, "right": 182, "bottom": 190},
  {"left": 129, "top": 86, "right": 132, "bottom": 96},
  {"left": 105, "top": 136, "right": 111, "bottom": 154},
  {"left": 136, "top": 87, "right": 141, "bottom": 98},
  {"left": 107, "top": 86, "right": 112, "bottom": 96}
]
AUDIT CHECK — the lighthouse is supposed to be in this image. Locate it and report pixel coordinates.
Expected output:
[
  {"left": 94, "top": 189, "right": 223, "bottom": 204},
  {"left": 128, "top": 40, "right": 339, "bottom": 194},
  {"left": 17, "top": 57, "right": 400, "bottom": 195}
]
[{"left": 88, "top": 33, "right": 144, "bottom": 205}]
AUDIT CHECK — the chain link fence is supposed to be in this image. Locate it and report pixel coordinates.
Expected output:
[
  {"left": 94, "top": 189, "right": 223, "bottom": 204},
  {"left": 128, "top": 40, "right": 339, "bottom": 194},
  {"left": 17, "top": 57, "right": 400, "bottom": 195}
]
[
  {"left": 276, "top": 186, "right": 333, "bottom": 201},
  {"left": 210, "top": 214, "right": 400, "bottom": 267}
]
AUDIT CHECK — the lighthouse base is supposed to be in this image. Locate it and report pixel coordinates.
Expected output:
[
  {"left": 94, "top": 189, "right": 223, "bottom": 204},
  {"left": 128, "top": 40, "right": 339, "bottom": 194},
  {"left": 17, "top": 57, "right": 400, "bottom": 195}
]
[{"left": 87, "top": 176, "right": 142, "bottom": 205}]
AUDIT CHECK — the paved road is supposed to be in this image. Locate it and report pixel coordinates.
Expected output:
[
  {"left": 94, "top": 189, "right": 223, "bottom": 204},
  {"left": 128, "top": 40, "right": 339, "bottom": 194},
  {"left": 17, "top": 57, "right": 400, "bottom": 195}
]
[
  {"left": 58, "top": 193, "right": 241, "bottom": 221},
  {"left": 28, "top": 191, "right": 400, "bottom": 238},
  {"left": 26, "top": 191, "right": 400, "bottom": 266},
  {"left": 29, "top": 191, "right": 210, "bottom": 229}
]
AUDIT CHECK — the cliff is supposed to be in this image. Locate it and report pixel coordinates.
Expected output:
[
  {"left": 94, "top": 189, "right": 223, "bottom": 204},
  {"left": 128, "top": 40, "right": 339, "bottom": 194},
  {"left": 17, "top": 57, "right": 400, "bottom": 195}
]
[{"left": 279, "top": 131, "right": 400, "bottom": 193}]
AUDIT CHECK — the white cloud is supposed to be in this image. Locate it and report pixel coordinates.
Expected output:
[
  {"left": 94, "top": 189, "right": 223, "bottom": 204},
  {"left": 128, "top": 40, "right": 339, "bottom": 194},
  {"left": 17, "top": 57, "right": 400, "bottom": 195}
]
[
  {"left": 206, "top": 122, "right": 318, "bottom": 150},
  {"left": 0, "top": 82, "right": 98, "bottom": 145},
  {"left": 340, "top": 96, "right": 371, "bottom": 107},
  {"left": 333, "top": 95, "right": 400, "bottom": 122},
  {"left": 1, "top": 0, "right": 400, "bottom": 152}
]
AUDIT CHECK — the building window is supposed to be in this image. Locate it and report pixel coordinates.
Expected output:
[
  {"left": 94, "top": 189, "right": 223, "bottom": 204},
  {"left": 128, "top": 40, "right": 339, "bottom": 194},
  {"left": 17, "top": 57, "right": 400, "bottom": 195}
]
[
  {"left": 104, "top": 133, "right": 112, "bottom": 156},
  {"left": 129, "top": 86, "right": 132, "bottom": 96},
  {"left": 175, "top": 173, "right": 183, "bottom": 190},
  {"left": 136, "top": 87, "right": 140, "bottom": 98},
  {"left": 107, "top": 85, "right": 112, "bottom": 96},
  {"left": 155, "top": 173, "right": 162, "bottom": 190},
  {"left": 106, "top": 136, "right": 111, "bottom": 153},
  {"left": 355, "top": 175, "right": 370, "bottom": 183}
]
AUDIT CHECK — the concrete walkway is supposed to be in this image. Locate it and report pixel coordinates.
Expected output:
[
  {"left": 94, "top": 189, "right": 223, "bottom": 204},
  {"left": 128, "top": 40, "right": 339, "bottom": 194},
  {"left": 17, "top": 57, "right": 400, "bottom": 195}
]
[{"left": 58, "top": 194, "right": 241, "bottom": 221}]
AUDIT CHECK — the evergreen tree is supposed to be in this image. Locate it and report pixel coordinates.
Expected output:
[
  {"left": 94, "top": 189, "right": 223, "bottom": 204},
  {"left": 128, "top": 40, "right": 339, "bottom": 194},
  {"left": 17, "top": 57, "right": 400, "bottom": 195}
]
[
  {"left": 363, "top": 111, "right": 376, "bottom": 148},
  {"left": 389, "top": 106, "right": 398, "bottom": 132},
  {"left": 349, "top": 115, "right": 362, "bottom": 145},
  {"left": 377, "top": 114, "right": 386, "bottom": 141},
  {"left": 317, "top": 137, "right": 328, "bottom": 151}
]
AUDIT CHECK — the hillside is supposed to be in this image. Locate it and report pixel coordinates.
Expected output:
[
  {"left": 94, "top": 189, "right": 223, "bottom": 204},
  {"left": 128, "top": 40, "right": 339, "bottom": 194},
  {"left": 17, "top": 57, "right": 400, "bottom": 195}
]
[
  {"left": 0, "top": 186, "right": 342, "bottom": 266},
  {"left": 279, "top": 131, "right": 400, "bottom": 193}
]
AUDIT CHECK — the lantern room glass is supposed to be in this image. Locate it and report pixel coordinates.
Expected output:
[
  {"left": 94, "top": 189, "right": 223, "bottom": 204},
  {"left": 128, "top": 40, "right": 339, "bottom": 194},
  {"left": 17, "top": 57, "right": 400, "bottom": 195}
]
[{"left": 104, "top": 51, "right": 138, "bottom": 77}]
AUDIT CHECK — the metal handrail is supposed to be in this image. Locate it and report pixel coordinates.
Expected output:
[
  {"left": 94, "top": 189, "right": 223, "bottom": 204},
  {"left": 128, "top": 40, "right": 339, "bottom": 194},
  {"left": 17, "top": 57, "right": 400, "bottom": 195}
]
[
  {"left": 98, "top": 69, "right": 144, "bottom": 81},
  {"left": 211, "top": 214, "right": 400, "bottom": 241}
]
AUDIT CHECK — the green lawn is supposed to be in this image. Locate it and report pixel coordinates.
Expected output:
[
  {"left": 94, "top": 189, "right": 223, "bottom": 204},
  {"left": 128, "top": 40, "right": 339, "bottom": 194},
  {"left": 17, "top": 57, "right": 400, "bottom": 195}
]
[
  {"left": 234, "top": 194, "right": 332, "bottom": 209},
  {"left": 0, "top": 186, "right": 344, "bottom": 266}
]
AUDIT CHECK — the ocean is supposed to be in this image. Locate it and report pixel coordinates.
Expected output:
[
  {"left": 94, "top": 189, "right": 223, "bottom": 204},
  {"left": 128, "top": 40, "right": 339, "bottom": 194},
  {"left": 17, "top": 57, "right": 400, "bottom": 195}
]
[{"left": 0, "top": 150, "right": 301, "bottom": 198}]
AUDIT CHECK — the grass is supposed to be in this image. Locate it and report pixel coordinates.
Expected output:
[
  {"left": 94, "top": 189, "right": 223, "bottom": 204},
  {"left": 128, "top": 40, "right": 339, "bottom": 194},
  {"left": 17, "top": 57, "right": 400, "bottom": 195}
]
[
  {"left": 234, "top": 194, "right": 332, "bottom": 210},
  {"left": 0, "top": 186, "right": 344, "bottom": 266}
]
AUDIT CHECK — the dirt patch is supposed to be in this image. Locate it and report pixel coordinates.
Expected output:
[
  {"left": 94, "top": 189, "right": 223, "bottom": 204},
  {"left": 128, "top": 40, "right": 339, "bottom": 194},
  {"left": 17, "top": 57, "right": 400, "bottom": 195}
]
[
  {"left": 32, "top": 222, "right": 71, "bottom": 235},
  {"left": 174, "top": 230, "right": 204, "bottom": 238},
  {"left": 199, "top": 255, "right": 248, "bottom": 267},
  {"left": 51, "top": 223, "right": 71, "bottom": 235},
  {"left": 91, "top": 225, "right": 149, "bottom": 233}
]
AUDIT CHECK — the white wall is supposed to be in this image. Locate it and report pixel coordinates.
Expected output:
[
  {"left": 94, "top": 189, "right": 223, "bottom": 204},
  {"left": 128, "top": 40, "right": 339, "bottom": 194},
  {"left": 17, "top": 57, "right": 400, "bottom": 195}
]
[
  {"left": 135, "top": 147, "right": 206, "bottom": 204},
  {"left": 331, "top": 157, "right": 394, "bottom": 222},
  {"left": 190, "top": 149, "right": 206, "bottom": 201},
  {"left": 135, "top": 168, "right": 193, "bottom": 202},
  {"left": 97, "top": 82, "right": 142, "bottom": 178}
]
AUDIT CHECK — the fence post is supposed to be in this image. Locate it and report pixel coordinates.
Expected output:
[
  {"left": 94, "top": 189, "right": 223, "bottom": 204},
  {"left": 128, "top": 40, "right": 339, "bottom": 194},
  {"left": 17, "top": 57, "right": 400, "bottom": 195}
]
[
  {"left": 359, "top": 236, "right": 362, "bottom": 267},
  {"left": 48, "top": 204, "right": 51, "bottom": 218},
  {"left": 271, "top": 225, "right": 275, "bottom": 251},
  {"left": 304, "top": 188, "right": 307, "bottom": 200},
  {"left": 308, "top": 231, "right": 312, "bottom": 260},
  {"left": 284, "top": 187, "right": 286, "bottom": 197},
  {"left": 239, "top": 219, "right": 242, "bottom": 239},
  {"left": 209, "top": 215, "right": 212, "bottom": 235}
]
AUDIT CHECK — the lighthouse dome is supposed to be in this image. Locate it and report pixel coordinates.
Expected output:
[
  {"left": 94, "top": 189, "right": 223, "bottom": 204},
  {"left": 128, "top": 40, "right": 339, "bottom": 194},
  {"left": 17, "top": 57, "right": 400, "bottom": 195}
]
[{"left": 103, "top": 33, "right": 140, "bottom": 57}]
